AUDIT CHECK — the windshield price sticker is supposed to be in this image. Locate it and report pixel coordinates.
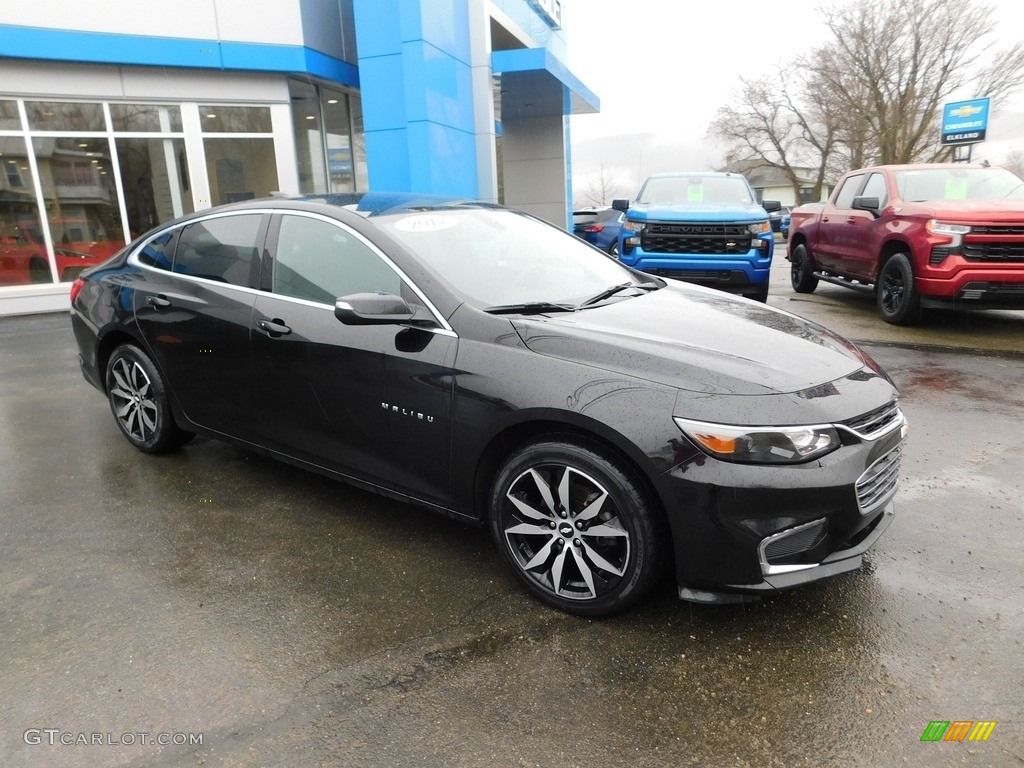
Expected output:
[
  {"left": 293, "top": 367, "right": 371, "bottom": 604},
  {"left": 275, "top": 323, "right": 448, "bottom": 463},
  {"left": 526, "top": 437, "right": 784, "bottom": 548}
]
[{"left": 394, "top": 215, "right": 458, "bottom": 232}]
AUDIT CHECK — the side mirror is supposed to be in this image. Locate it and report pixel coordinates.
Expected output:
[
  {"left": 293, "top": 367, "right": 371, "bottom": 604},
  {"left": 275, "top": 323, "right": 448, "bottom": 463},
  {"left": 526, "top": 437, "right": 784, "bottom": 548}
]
[
  {"left": 335, "top": 292, "right": 416, "bottom": 325},
  {"left": 852, "top": 196, "right": 880, "bottom": 217},
  {"left": 761, "top": 200, "right": 782, "bottom": 213},
  {"left": 612, "top": 198, "right": 630, "bottom": 212}
]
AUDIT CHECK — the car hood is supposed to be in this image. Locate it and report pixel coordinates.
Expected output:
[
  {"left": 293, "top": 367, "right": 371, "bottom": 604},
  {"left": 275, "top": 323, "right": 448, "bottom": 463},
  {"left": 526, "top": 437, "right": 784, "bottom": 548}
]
[
  {"left": 899, "top": 198, "right": 1024, "bottom": 221},
  {"left": 511, "top": 284, "right": 869, "bottom": 397},
  {"left": 628, "top": 202, "right": 769, "bottom": 222}
]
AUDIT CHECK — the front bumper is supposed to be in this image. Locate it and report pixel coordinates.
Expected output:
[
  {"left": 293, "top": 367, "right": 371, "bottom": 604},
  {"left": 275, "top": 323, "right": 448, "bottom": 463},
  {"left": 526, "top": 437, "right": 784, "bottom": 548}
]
[
  {"left": 662, "top": 406, "right": 905, "bottom": 601},
  {"left": 620, "top": 248, "right": 772, "bottom": 292}
]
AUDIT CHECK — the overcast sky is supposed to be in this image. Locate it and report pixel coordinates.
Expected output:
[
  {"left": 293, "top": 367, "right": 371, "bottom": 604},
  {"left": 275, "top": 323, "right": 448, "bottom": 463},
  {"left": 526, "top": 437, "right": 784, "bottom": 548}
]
[{"left": 563, "top": 0, "right": 1024, "bottom": 161}]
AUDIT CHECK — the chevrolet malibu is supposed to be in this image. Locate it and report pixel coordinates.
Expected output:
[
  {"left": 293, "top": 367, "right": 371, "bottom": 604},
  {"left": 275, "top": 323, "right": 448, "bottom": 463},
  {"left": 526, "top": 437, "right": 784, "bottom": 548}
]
[{"left": 70, "top": 193, "right": 906, "bottom": 616}]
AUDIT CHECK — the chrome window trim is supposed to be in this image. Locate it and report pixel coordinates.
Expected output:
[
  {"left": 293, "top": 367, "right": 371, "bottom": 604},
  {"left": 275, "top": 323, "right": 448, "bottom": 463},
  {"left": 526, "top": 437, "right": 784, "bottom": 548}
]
[
  {"left": 127, "top": 208, "right": 456, "bottom": 335},
  {"left": 268, "top": 209, "right": 454, "bottom": 333}
]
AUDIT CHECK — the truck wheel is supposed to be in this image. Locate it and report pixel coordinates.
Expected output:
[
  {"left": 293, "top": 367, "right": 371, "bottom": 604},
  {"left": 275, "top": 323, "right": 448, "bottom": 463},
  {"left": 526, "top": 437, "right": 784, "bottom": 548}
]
[
  {"left": 745, "top": 284, "right": 769, "bottom": 303},
  {"left": 877, "top": 253, "right": 921, "bottom": 325},
  {"left": 790, "top": 245, "right": 818, "bottom": 293}
]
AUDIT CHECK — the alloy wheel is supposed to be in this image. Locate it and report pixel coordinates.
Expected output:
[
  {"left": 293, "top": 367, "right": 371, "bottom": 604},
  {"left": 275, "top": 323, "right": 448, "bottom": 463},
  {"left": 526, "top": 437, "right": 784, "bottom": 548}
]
[
  {"left": 880, "top": 269, "right": 904, "bottom": 315},
  {"left": 109, "top": 357, "right": 159, "bottom": 442},
  {"left": 502, "top": 464, "right": 630, "bottom": 601}
]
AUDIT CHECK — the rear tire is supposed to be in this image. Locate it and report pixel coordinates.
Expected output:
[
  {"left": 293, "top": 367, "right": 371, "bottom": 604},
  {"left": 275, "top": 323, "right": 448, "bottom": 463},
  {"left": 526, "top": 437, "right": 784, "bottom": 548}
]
[
  {"left": 790, "top": 244, "right": 818, "bottom": 293},
  {"left": 105, "top": 344, "right": 193, "bottom": 453},
  {"left": 877, "top": 253, "right": 921, "bottom": 325}
]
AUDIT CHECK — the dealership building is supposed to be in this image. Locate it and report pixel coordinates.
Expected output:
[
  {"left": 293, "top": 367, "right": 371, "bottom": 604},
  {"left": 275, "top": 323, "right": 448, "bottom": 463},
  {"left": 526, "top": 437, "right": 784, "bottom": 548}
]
[{"left": 0, "top": 0, "right": 597, "bottom": 315}]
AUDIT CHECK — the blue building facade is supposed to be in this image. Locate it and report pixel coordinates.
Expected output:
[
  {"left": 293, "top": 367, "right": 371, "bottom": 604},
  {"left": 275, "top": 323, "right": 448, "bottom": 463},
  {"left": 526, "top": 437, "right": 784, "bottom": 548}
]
[{"left": 0, "top": 0, "right": 597, "bottom": 314}]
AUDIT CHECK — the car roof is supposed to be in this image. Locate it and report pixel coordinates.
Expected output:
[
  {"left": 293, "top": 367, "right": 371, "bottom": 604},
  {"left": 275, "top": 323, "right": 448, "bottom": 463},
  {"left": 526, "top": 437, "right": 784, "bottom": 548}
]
[
  {"left": 168, "top": 191, "right": 487, "bottom": 224},
  {"left": 849, "top": 163, "right": 995, "bottom": 173}
]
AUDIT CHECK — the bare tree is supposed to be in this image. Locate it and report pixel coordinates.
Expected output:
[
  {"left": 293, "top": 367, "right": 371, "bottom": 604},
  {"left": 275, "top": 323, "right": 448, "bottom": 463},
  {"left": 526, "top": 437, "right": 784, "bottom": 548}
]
[
  {"left": 577, "top": 158, "right": 627, "bottom": 208},
  {"left": 999, "top": 148, "right": 1024, "bottom": 178},
  {"left": 709, "top": 0, "right": 1024, "bottom": 189}
]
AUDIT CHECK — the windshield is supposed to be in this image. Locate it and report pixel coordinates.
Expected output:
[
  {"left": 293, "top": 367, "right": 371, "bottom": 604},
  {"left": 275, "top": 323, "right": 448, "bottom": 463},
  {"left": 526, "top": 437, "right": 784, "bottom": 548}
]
[
  {"left": 377, "top": 207, "right": 648, "bottom": 307},
  {"left": 893, "top": 167, "right": 1024, "bottom": 202},
  {"left": 637, "top": 176, "right": 754, "bottom": 205}
]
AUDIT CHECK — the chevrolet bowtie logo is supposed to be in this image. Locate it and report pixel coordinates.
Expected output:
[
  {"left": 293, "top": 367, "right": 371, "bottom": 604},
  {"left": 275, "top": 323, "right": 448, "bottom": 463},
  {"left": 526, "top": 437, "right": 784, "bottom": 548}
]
[{"left": 950, "top": 105, "right": 983, "bottom": 118}]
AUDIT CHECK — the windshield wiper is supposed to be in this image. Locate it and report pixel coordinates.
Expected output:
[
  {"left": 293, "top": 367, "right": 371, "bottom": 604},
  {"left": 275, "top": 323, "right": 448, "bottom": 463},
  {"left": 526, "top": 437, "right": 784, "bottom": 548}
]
[
  {"left": 580, "top": 280, "right": 660, "bottom": 307},
  {"left": 483, "top": 301, "right": 578, "bottom": 315},
  {"left": 580, "top": 282, "right": 633, "bottom": 307}
]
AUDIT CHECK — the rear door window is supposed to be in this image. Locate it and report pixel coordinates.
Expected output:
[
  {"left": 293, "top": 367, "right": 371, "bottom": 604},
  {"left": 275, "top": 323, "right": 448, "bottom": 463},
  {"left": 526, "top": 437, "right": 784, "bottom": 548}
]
[{"left": 172, "top": 214, "right": 263, "bottom": 287}]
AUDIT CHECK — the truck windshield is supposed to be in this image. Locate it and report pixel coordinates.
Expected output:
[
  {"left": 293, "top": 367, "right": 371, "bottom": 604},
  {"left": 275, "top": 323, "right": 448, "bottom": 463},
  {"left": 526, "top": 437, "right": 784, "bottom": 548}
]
[
  {"left": 637, "top": 176, "right": 754, "bottom": 205},
  {"left": 894, "top": 167, "right": 1024, "bottom": 202}
]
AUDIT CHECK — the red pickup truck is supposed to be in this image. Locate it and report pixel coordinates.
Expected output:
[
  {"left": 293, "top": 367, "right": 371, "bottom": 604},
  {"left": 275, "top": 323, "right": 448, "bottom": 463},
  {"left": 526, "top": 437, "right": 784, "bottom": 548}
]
[{"left": 786, "top": 163, "right": 1024, "bottom": 324}]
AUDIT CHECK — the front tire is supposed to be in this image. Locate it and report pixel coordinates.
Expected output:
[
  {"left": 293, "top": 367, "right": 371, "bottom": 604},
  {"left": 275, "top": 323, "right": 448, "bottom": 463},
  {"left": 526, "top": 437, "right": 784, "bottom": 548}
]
[
  {"left": 105, "top": 344, "right": 192, "bottom": 453},
  {"left": 790, "top": 244, "right": 818, "bottom": 293},
  {"left": 745, "top": 284, "right": 769, "bottom": 303},
  {"left": 877, "top": 253, "right": 921, "bottom": 325},
  {"left": 489, "top": 439, "right": 664, "bottom": 617}
]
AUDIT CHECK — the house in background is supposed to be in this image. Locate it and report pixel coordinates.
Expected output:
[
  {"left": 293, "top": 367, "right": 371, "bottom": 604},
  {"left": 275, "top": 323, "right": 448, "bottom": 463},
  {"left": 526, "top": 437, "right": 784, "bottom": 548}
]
[{"left": 745, "top": 165, "right": 833, "bottom": 206}]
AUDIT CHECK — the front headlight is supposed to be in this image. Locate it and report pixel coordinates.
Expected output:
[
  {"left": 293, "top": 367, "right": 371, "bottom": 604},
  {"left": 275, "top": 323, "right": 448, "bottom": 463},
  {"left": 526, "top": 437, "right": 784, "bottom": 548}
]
[
  {"left": 626, "top": 219, "right": 646, "bottom": 235},
  {"left": 747, "top": 221, "right": 772, "bottom": 236},
  {"left": 674, "top": 417, "right": 841, "bottom": 464},
  {"left": 926, "top": 220, "right": 971, "bottom": 236}
]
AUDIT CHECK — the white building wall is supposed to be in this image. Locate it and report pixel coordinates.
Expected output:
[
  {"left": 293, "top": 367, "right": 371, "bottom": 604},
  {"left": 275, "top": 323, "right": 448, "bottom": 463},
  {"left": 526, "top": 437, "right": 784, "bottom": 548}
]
[{"left": 0, "top": 0, "right": 306, "bottom": 46}]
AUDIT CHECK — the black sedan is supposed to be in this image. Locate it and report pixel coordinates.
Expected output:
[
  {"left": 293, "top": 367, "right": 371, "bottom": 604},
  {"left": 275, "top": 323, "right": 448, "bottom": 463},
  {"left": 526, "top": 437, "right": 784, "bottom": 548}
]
[{"left": 70, "top": 193, "right": 906, "bottom": 616}]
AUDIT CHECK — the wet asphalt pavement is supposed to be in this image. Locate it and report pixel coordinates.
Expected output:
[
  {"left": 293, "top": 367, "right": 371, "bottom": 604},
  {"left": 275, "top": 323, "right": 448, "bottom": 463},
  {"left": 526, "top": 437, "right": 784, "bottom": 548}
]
[{"left": 2, "top": 269, "right": 1023, "bottom": 766}]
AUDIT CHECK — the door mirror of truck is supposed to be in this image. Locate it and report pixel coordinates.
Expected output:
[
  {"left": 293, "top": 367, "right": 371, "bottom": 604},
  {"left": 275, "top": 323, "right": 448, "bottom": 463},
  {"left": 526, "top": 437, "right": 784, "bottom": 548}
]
[
  {"left": 612, "top": 199, "right": 630, "bottom": 212},
  {"left": 852, "top": 196, "right": 881, "bottom": 217},
  {"left": 761, "top": 200, "right": 782, "bottom": 213}
]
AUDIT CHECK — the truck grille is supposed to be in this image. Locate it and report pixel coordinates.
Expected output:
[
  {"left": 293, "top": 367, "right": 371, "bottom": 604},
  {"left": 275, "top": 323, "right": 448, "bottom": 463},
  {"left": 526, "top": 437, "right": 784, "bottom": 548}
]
[
  {"left": 642, "top": 222, "right": 752, "bottom": 256},
  {"left": 970, "top": 225, "right": 1024, "bottom": 235},
  {"left": 962, "top": 243, "right": 1024, "bottom": 262}
]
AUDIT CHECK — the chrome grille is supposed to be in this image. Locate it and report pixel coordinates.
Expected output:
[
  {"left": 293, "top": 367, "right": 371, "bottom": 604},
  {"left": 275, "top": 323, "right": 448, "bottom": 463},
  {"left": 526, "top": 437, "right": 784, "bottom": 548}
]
[
  {"left": 856, "top": 442, "right": 903, "bottom": 515},
  {"left": 841, "top": 401, "right": 903, "bottom": 440}
]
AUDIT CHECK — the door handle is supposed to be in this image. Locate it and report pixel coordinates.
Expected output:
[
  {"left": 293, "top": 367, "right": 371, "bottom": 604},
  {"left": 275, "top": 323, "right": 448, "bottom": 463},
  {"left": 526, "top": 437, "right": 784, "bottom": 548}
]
[
  {"left": 146, "top": 294, "right": 171, "bottom": 309},
  {"left": 257, "top": 318, "right": 292, "bottom": 337},
  {"left": 822, "top": 216, "right": 830, "bottom": 223}
]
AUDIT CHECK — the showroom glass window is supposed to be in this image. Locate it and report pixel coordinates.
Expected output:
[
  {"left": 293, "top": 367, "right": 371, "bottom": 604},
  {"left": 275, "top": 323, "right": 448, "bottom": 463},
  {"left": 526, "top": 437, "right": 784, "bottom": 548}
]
[
  {"left": 287, "top": 80, "right": 366, "bottom": 194},
  {"left": 26, "top": 101, "right": 127, "bottom": 284},
  {"left": 0, "top": 100, "right": 49, "bottom": 285},
  {"left": 110, "top": 104, "right": 193, "bottom": 239},
  {"left": 201, "top": 105, "right": 279, "bottom": 206},
  {"left": 0, "top": 99, "right": 197, "bottom": 285}
]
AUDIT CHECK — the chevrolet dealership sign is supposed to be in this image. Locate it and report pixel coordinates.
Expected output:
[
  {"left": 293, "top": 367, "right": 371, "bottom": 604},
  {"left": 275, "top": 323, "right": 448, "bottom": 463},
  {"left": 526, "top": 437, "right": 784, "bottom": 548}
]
[
  {"left": 941, "top": 98, "right": 991, "bottom": 145},
  {"left": 529, "top": 0, "right": 562, "bottom": 28}
]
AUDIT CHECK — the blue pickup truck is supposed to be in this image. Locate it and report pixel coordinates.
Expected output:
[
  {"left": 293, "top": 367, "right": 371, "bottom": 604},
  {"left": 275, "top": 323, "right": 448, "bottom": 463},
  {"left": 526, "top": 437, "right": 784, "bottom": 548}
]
[{"left": 613, "top": 172, "right": 780, "bottom": 302}]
